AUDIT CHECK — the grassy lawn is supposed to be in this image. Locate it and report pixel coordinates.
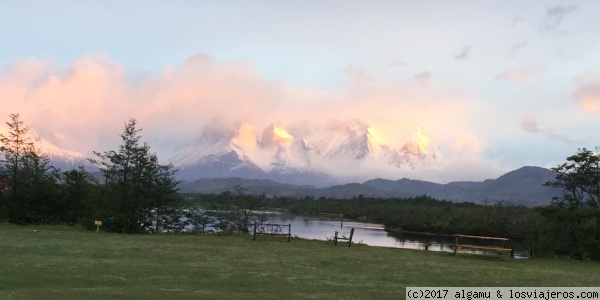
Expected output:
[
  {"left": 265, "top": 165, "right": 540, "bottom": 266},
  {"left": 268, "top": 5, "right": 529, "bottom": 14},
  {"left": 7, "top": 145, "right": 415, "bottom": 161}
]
[{"left": 1, "top": 224, "right": 599, "bottom": 299}]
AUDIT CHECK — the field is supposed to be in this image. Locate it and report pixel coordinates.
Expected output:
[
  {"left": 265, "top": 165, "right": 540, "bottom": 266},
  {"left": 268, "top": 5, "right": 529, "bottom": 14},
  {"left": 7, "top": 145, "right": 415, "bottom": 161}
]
[{"left": 1, "top": 224, "right": 599, "bottom": 299}]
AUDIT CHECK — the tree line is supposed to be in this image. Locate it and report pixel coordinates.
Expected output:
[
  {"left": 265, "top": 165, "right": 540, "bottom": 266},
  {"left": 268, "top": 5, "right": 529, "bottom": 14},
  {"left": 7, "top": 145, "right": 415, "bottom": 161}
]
[{"left": 0, "top": 113, "right": 179, "bottom": 233}]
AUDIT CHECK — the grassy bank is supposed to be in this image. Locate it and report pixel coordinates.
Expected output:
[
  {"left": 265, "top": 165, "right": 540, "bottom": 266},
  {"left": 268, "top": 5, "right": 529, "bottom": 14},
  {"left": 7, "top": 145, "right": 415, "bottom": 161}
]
[{"left": 0, "top": 224, "right": 598, "bottom": 299}]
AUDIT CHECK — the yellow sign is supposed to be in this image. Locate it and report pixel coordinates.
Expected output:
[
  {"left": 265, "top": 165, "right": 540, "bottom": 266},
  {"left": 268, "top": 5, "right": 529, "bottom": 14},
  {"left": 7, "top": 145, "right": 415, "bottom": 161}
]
[{"left": 95, "top": 220, "right": 102, "bottom": 233}]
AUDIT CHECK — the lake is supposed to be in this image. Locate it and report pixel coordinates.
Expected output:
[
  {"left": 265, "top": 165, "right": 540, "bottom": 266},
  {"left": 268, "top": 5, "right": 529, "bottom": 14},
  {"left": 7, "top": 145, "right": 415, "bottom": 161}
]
[{"left": 251, "top": 212, "right": 529, "bottom": 258}]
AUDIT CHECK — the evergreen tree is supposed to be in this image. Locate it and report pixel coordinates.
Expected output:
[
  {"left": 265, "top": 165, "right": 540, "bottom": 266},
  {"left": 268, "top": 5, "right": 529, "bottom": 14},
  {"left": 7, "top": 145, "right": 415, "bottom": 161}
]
[
  {"left": 90, "top": 119, "right": 179, "bottom": 233},
  {"left": 0, "top": 113, "right": 60, "bottom": 224},
  {"left": 0, "top": 113, "right": 34, "bottom": 199},
  {"left": 60, "top": 166, "right": 99, "bottom": 225}
]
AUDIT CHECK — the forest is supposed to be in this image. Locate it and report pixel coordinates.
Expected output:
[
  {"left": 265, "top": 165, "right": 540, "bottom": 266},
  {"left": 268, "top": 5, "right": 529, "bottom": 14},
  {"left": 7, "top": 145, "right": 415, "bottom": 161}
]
[{"left": 1, "top": 113, "right": 599, "bottom": 260}]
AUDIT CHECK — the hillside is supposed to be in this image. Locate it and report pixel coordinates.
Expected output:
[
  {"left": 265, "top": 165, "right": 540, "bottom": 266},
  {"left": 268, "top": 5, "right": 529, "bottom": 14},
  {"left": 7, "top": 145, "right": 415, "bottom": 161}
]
[{"left": 178, "top": 166, "right": 562, "bottom": 206}]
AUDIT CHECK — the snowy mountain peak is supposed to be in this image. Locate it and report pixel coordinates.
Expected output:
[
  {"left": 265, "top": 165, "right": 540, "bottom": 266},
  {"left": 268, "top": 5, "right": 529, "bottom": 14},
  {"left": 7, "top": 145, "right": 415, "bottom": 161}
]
[
  {"left": 0, "top": 125, "right": 86, "bottom": 161},
  {"left": 172, "top": 121, "right": 247, "bottom": 166},
  {"left": 231, "top": 122, "right": 257, "bottom": 152},
  {"left": 171, "top": 119, "right": 441, "bottom": 184},
  {"left": 305, "top": 119, "right": 380, "bottom": 160},
  {"left": 260, "top": 123, "right": 294, "bottom": 148},
  {"left": 0, "top": 125, "right": 89, "bottom": 170},
  {"left": 31, "top": 134, "right": 86, "bottom": 161},
  {"left": 400, "top": 126, "right": 430, "bottom": 155}
]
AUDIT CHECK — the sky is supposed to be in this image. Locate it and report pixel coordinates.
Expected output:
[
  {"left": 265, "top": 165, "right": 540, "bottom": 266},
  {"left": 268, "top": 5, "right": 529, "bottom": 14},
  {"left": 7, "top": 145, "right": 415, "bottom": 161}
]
[{"left": 1, "top": 1, "right": 600, "bottom": 183}]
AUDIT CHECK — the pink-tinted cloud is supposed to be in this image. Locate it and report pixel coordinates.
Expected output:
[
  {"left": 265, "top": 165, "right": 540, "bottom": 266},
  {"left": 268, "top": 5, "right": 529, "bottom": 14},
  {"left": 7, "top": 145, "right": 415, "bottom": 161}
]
[
  {"left": 496, "top": 64, "right": 543, "bottom": 82},
  {"left": 520, "top": 115, "right": 540, "bottom": 133},
  {"left": 450, "top": 132, "right": 485, "bottom": 154},
  {"left": 520, "top": 115, "right": 582, "bottom": 145},
  {"left": 414, "top": 71, "right": 431, "bottom": 86},
  {"left": 0, "top": 54, "right": 499, "bottom": 182},
  {"left": 572, "top": 74, "right": 600, "bottom": 113}
]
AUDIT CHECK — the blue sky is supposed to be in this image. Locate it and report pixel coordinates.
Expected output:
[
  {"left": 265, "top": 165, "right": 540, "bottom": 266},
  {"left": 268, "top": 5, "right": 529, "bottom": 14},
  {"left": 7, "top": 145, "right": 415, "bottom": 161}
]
[{"left": 1, "top": 1, "right": 599, "bottom": 182}]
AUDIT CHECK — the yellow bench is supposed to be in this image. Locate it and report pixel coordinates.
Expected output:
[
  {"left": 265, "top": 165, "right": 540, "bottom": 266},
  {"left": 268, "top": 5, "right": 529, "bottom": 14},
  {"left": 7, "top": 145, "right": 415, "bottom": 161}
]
[{"left": 452, "top": 234, "right": 512, "bottom": 256}]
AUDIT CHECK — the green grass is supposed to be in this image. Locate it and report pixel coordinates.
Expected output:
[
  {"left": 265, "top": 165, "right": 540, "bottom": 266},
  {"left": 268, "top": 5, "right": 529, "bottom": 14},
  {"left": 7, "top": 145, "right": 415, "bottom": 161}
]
[{"left": 0, "top": 224, "right": 599, "bottom": 299}]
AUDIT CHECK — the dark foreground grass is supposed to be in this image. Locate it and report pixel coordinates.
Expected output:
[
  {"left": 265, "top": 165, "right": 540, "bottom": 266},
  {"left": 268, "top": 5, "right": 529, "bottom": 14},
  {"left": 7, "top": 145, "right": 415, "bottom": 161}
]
[{"left": 1, "top": 224, "right": 599, "bottom": 299}]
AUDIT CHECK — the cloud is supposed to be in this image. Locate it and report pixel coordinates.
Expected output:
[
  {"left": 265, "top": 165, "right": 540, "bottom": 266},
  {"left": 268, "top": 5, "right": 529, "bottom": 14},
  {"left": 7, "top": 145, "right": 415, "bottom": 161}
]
[
  {"left": 555, "top": 49, "right": 582, "bottom": 63},
  {"left": 453, "top": 46, "right": 470, "bottom": 61},
  {"left": 506, "top": 42, "right": 527, "bottom": 58},
  {"left": 520, "top": 115, "right": 540, "bottom": 133},
  {"left": 511, "top": 16, "right": 524, "bottom": 27},
  {"left": 520, "top": 115, "right": 582, "bottom": 145},
  {"left": 0, "top": 53, "right": 500, "bottom": 182},
  {"left": 496, "top": 64, "right": 543, "bottom": 82},
  {"left": 450, "top": 132, "right": 485, "bottom": 154},
  {"left": 572, "top": 74, "right": 600, "bottom": 113},
  {"left": 414, "top": 71, "right": 431, "bottom": 86},
  {"left": 510, "top": 42, "right": 527, "bottom": 51},
  {"left": 547, "top": 5, "right": 577, "bottom": 17},
  {"left": 540, "top": 5, "right": 577, "bottom": 31},
  {"left": 343, "top": 65, "right": 374, "bottom": 82},
  {"left": 387, "top": 60, "right": 407, "bottom": 67}
]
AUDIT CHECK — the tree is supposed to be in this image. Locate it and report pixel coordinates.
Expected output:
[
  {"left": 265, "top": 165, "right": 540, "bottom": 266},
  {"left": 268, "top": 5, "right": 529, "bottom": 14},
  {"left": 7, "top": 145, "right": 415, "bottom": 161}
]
[
  {"left": 546, "top": 147, "right": 600, "bottom": 208},
  {"left": 0, "top": 113, "right": 61, "bottom": 224},
  {"left": 0, "top": 113, "right": 34, "bottom": 199},
  {"left": 19, "top": 149, "right": 61, "bottom": 223},
  {"left": 545, "top": 147, "right": 600, "bottom": 259},
  {"left": 233, "top": 185, "right": 261, "bottom": 232},
  {"left": 89, "top": 119, "right": 179, "bottom": 233},
  {"left": 150, "top": 160, "right": 181, "bottom": 232},
  {"left": 60, "top": 166, "right": 99, "bottom": 225}
]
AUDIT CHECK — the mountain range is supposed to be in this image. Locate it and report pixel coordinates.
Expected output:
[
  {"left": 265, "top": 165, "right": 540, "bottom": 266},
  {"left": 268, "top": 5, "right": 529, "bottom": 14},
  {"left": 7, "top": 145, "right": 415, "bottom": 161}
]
[
  {"left": 21, "top": 119, "right": 440, "bottom": 187},
  {"left": 19, "top": 120, "right": 563, "bottom": 207},
  {"left": 172, "top": 119, "right": 438, "bottom": 187},
  {"left": 177, "top": 166, "right": 562, "bottom": 207}
]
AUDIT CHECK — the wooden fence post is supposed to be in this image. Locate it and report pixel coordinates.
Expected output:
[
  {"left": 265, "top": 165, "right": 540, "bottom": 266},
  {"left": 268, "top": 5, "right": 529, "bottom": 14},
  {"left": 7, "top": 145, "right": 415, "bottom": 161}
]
[
  {"left": 253, "top": 224, "right": 257, "bottom": 241},
  {"left": 334, "top": 231, "right": 338, "bottom": 245},
  {"left": 287, "top": 223, "right": 291, "bottom": 242},
  {"left": 454, "top": 235, "right": 459, "bottom": 255},
  {"left": 348, "top": 228, "right": 354, "bottom": 247}
]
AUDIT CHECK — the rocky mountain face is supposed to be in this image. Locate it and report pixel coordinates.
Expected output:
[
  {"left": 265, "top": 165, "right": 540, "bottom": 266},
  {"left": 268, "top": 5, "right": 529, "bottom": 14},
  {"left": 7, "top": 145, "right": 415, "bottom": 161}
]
[
  {"left": 171, "top": 119, "right": 437, "bottom": 187},
  {"left": 178, "top": 166, "right": 562, "bottom": 207}
]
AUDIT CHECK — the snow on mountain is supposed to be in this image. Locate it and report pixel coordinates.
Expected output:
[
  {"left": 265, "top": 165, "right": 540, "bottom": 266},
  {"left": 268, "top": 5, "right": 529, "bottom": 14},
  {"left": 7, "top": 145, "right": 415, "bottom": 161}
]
[
  {"left": 304, "top": 120, "right": 375, "bottom": 160},
  {"left": 172, "top": 121, "right": 267, "bottom": 181},
  {"left": 30, "top": 131, "right": 92, "bottom": 170},
  {"left": 0, "top": 126, "right": 90, "bottom": 171},
  {"left": 259, "top": 123, "right": 313, "bottom": 172},
  {"left": 391, "top": 126, "right": 439, "bottom": 166},
  {"left": 171, "top": 119, "right": 440, "bottom": 184},
  {"left": 31, "top": 133, "right": 86, "bottom": 161}
]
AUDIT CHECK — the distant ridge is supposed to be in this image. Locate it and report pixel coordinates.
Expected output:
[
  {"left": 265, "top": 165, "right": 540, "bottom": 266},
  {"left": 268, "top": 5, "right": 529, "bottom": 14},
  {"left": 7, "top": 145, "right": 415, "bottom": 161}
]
[{"left": 178, "top": 166, "right": 562, "bottom": 207}]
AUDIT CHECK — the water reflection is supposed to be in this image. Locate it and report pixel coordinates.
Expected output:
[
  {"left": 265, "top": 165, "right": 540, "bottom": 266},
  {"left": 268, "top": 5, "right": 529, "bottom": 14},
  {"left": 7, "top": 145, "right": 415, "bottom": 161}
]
[
  {"left": 259, "top": 213, "right": 451, "bottom": 251},
  {"left": 255, "top": 213, "right": 529, "bottom": 258}
]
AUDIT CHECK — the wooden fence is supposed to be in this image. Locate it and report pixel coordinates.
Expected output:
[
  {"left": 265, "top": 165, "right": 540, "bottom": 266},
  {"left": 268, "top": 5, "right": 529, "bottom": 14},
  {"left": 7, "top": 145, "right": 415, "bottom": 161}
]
[
  {"left": 333, "top": 228, "right": 354, "bottom": 247},
  {"left": 253, "top": 223, "right": 291, "bottom": 242}
]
